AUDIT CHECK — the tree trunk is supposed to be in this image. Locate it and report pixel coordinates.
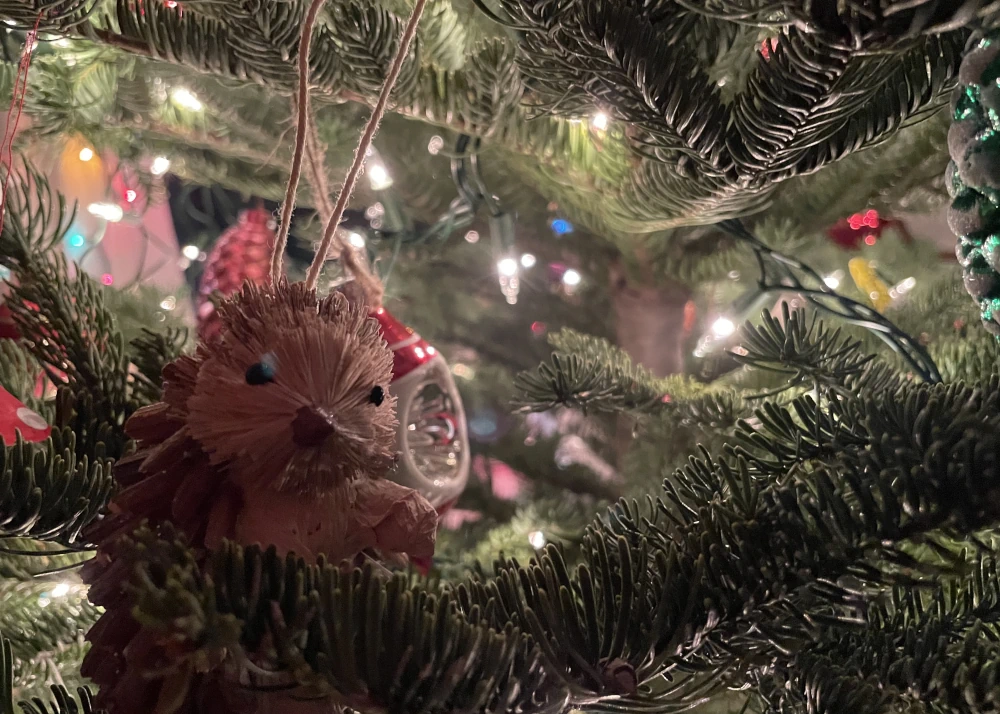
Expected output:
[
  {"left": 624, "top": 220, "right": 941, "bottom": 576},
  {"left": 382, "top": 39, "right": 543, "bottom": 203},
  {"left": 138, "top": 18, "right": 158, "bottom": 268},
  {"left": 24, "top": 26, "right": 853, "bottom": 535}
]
[
  {"left": 610, "top": 263, "right": 690, "bottom": 378},
  {"left": 609, "top": 262, "right": 691, "bottom": 462}
]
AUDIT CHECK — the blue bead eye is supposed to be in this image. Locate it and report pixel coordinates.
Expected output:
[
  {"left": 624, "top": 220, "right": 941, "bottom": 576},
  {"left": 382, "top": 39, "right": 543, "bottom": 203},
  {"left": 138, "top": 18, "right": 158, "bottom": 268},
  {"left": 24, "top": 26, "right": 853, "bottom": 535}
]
[
  {"left": 246, "top": 362, "right": 275, "bottom": 385},
  {"left": 246, "top": 356, "right": 276, "bottom": 385}
]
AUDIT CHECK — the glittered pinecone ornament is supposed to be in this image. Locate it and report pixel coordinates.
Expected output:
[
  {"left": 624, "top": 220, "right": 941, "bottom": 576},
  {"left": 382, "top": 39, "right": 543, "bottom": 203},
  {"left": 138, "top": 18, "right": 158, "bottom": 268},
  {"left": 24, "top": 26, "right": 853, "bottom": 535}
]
[
  {"left": 81, "top": 281, "right": 439, "bottom": 714},
  {"left": 797, "top": 1, "right": 992, "bottom": 44},
  {"left": 196, "top": 207, "right": 275, "bottom": 341},
  {"left": 947, "top": 32, "right": 1000, "bottom": 336},
  {"left": 372, "top": 306, "right": 470, "bottom": 510}
]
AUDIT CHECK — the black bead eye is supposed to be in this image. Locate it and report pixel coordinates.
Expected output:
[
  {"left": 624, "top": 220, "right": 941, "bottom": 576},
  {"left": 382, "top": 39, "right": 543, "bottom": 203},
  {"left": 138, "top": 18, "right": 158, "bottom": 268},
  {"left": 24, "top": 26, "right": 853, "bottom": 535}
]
[
  {"left": 369, "top": 385, "right": 385, "bottom": 406},
  {"left": 246, "top": 362, "right": 275, "bottom": 385}
]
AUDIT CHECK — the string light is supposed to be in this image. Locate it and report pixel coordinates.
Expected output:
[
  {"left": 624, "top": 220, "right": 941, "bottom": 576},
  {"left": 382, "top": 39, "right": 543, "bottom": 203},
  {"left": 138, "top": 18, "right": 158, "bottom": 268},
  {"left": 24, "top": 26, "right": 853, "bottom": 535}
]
[
  {"left": 182, "top": 244, "right": 200, "bottom": 261},
  {"left": 824, "top": 270, "right": 844, "bottom": 289},
  {"left": 464, "top": 230, "right": 479, "bottom": 244},
  {"left": 889, "top": 276, "right": 917, "bottom": 300},
  {"left": 427, "top": 135, "right": 444, "bottom": 155},
  {"left": 87, "top": 202, "right": 124, "bottom": 222},
  {"left": 50, "top": 583, "right": 70, "bottom": 598},
  {"left": 170, "top": 87, "right": 203, "bottom": 111},
  {"left": 68, "top": 234, "right": 85, "bottom": 248},
  {"left": 150, "top": 156, "right": 171, "bottom": 175},
  {"left": 367, "top": 161, "right": 393, "bottom": 190},
  {"left": 125, "top": 189, "right": 137, "bottom": 203},
  {"left": 562, "top": 268, "right": 581, "bottom": 287},
  {"left": 78, "top": 147, "right": 94, "bottom": 162},
  {"left": 520, "top": 253, "right": 536, "bottom": 268},
  {"left": 159, "top": 296, "right": 177, "bottom": 311},
  {"left": 550, "top": 218, "right": 573, "bottom": 235},
  {"left": 591, "top": 112, "right": 609, "bottom": 130},
  {"left": 348, "top": 231, "right": 366, "bottom": 248},
  {"left": 101, "top": 273, "right": 114, "bottom": 286},
  {"left": 711, "top": 317, "right": 736, "bottom": 337},
  {"left": 497, "top": 257, "right": 520, "bottom": 304},
  {"left": 497, "top": 258, "right": 518, "bottom": 277},
  {"left": 528, "top": 531, "right": 546, "bottom": 549}
]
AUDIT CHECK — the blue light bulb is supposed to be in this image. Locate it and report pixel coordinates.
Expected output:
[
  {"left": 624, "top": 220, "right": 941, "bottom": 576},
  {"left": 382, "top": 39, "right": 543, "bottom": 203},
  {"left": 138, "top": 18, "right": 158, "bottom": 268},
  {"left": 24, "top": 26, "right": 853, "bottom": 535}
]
[{"left": 551, "top": 218, "right": 574, "bottom": 235}]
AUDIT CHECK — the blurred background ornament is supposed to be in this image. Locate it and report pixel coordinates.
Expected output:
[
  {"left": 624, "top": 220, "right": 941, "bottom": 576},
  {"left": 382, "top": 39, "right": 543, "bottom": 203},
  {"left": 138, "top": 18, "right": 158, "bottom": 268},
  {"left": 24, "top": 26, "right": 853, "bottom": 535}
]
[
  {"left": 848, "top": 257, "right": 892, "bottom": 311},
  {"left": 58, "top": 135, "right": 105, "bottom": 206},
  {"left": 372, "top": 306, "right": 470, "bottom": 510},
  {"left": 196, "top": 205, "right": 275, "bottom": 340},
  {"left": 0, "top": 384, "right": 49, "bottom": 443}
]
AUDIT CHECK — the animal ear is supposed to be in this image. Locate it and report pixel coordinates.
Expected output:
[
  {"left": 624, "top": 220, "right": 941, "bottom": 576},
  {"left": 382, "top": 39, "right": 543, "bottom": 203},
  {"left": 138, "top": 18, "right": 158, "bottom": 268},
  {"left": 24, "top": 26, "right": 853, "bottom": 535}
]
[{"left": 369, "top": 386, "right": 385, "bottom": 405}]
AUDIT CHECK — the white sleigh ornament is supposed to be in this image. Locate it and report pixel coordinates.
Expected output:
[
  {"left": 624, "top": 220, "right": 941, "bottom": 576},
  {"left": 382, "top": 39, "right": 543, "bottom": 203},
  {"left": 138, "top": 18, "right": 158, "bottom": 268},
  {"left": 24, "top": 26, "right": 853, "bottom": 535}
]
[{"left": 372, "top": 307, "right": 470, "bottom": 509}]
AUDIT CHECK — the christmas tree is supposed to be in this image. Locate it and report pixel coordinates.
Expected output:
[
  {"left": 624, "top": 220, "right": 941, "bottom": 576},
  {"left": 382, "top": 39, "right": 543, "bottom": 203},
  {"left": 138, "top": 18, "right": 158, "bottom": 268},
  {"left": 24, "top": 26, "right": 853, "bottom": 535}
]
[{"left": 1, "top": 1, "right": 1000, "bottom": 712}]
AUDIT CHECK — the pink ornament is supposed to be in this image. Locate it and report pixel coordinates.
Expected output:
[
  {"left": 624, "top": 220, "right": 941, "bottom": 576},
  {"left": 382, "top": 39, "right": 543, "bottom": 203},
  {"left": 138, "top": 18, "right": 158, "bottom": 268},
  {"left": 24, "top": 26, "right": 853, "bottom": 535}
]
[
  {"left": 197, "top": 207, "right": 275, "bottom": 341},
  {"left": 0, "top": 385, "right": 50, "bottom": 443},
  {"left": 372, "top": 307, "right": 470, "bottom": 509}
]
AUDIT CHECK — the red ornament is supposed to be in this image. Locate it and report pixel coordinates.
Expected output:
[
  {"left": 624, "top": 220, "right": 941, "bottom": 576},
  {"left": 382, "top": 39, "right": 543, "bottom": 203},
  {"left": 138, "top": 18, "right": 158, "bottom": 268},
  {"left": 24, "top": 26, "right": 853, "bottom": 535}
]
[
  {"left": 0, "top": 384, "right": 50, "bottom": 444},
  {"left": 196, "top": 207, "right": 275, "bottom": 340},
  {"left": 0, "top": 302, "right": 18, "bottom": 340},
  {"left": 371, "top": 307, "right": 470, "bottom": 509},
  {"left": 826, "top": 210, "right": 913, "bottom": 250}
]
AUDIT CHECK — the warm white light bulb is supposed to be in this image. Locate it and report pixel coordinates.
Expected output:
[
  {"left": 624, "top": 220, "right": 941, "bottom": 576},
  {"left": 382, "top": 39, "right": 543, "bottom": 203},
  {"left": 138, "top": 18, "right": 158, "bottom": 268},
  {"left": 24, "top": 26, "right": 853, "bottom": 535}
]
[
  {"left": 348, "top": 232, "right": 366, "bottom": 248},
  {"left": 182, "top": 244, "right": 200, "bottom": 261},
  {"left": 711, "top": 317, "right": 736, "bottom": 337},
  {"left": 170, "top": 87, "right": 203, "bottom": 111},
  {"left": 520, "top": 253, "right": 536, "bottom": 268},
  {"left": 150, "top": 156, "right": 171, "bottom": 176},
  {"left": 87, "top": 202, "right": 124, "bottom": 222},
  {"left": 498, "top": 257, "right": 518, "bottom": 277},
  {"left": 528, "top": 530, "right": 546, "bottom": 549},
  {"left": 562, "top": 268, "right": 582, "bottom": 287},
  {"left": 824, "top": 275, "right": 841, "bottom": 289},
  {"left": 78, "top": 147, "right": 94, "bottom": 162},
  {"left": 591, "top": 112, "right": 609, "bottom": 130},
  {"left": 464, "top": 230, "right": 479, "bottom": 244},
  {"left": 50, "top": 583, "right": 70, "bottom": 598},
  {"left": 367, "top": 162, "right": 393, "bottom": 191}
]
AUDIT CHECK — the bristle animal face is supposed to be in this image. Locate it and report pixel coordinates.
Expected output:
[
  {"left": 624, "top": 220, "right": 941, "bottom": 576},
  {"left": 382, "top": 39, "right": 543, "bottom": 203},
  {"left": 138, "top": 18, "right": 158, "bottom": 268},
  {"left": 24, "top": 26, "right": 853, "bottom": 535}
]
[{"left": 185, "top": 281, "right": 397, "bottom": 493}]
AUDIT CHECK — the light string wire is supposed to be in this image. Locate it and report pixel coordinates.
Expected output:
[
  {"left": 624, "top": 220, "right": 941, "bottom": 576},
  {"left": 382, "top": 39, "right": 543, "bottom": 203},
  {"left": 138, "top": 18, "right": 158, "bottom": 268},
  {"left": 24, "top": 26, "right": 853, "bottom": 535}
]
[{"left": 718, "top": 219, "right": 942, "bottom": 383}]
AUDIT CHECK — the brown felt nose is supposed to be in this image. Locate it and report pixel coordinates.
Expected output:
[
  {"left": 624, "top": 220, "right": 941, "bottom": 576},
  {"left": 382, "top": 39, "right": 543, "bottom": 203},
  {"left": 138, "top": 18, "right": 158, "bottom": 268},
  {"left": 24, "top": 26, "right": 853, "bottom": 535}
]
[{"left": 291, "top": 405, "right": 336, "bottom": 447}]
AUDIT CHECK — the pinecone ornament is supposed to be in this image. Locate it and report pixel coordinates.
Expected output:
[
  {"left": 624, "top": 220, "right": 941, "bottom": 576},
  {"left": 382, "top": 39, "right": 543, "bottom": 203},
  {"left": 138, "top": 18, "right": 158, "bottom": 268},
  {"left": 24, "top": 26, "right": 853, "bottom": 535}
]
[
  {"left": 948, "top": 32, "right": 1000, "bottom": 336},
  {"left": 196, "top": 207, "right": 275, "bottom": 341}
]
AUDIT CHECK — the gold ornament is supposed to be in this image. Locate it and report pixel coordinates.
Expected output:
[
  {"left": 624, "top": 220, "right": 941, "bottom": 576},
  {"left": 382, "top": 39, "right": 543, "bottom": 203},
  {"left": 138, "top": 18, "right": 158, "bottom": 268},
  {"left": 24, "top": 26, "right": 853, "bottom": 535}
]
[{"left": 848, "top": 257, "right": 891, "bottom": 312}]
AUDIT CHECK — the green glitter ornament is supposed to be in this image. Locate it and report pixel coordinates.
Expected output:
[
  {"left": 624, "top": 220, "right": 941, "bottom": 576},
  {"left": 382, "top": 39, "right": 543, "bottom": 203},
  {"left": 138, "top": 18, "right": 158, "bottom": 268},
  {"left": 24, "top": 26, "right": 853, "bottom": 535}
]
[{"left": 949, "top": 33, "right": 1000, "bottom": 337}]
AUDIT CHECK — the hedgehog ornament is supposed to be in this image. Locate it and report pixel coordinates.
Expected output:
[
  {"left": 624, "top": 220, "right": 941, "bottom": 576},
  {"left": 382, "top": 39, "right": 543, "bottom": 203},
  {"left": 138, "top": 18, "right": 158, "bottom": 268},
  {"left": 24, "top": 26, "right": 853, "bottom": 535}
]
[
  {"left": 86, "top": 280, "right": 438, "bottom": 562},
  {"left": 81, "top": 281, "right": 439, "bottom": 713}
]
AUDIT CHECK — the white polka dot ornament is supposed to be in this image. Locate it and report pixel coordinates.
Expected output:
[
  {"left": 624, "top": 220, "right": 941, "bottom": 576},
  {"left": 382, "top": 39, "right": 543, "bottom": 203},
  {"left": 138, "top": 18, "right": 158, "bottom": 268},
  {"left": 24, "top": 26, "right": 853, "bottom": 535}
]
[{"left": 0, "top": 384, "right": 51, "bottom": 444}]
